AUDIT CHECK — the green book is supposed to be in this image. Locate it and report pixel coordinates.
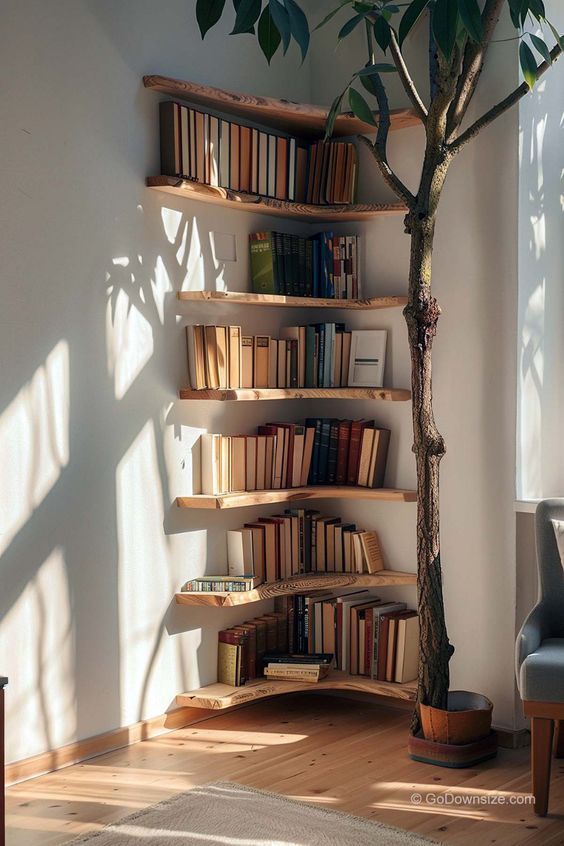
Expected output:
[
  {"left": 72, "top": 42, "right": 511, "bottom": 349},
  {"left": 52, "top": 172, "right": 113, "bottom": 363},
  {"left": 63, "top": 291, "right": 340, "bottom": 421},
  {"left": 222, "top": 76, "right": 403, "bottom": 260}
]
[{"left": 249, "top": 233, "right": 276, "bottom": 294}]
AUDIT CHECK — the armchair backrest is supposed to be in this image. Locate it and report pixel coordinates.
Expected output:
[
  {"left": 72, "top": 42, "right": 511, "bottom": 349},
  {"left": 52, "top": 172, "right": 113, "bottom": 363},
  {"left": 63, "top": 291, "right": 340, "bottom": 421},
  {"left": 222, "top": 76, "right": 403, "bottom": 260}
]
[{"left": 536, "top": 499, "right": 564, "bottom": 627}]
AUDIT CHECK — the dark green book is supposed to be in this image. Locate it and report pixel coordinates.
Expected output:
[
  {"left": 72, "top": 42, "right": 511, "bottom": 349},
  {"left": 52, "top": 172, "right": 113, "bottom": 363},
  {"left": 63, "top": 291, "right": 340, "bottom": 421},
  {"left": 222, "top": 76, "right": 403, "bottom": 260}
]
[
  {"left": 304, "top": 239, "right": 313, "bottom": 297},
  {"left": 291, "top": 234, "right": 300, "bottom": 297},
  {"left": 282, "top": 234, "right": 293, "bottom": 295},
  {"left": 249, "top": 233, "right": 277, "bottom": 294}
]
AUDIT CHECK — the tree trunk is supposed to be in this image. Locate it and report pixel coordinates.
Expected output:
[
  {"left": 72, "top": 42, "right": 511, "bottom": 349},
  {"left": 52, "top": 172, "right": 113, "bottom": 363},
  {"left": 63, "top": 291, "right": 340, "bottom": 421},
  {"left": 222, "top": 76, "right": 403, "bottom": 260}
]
[{"left": 404, "top": 215, "right": 453, "bottom": 734}]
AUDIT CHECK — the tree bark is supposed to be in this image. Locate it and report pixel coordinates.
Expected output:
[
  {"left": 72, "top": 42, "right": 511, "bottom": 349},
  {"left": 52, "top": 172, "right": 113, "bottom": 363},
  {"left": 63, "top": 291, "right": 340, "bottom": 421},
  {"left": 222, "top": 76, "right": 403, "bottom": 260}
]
[{"left": 404, "top": 214, "right": 454, "bottom": 733}]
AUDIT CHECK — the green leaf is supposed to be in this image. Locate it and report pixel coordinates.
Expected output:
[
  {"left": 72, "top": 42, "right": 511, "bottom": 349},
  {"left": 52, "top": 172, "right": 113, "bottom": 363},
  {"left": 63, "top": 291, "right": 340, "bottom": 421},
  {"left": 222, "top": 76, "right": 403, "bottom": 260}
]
[
  {"left": 196, "top": 0, "right": 227, "bottom": 38},
  {"left": 258, "top": 4, "right": 281, "bottom": 61},
  {"left": 432, "top": 0, "right": 459, "bottom": 60},
  {"left": 457, "top": 0, "right": 483, "bottom": 44},
  {"left": 325, "top": 91, "right": 345, "bottom": 139},
  {"left": 530, "top": 33, "right": 552, "bottom": 64},
  {"left": 349, "top": 87, "right": 377, "bottom": 126},
  {"left": 231, "top": 0, "right": 262, "bottom": 34},
  {"left": 357, "top": 63, "right": 396, "bottom": 74},
  {"left": 547, "top": 21, "right": 564, "bottom": 52},
  {"left": 528, "top": 0, "right": 546, "bottom": 20},
  {"left": 508, "top": 0, "right": 524, "bottom": 29},
  {"left": 269, "top": 0, "right": 291, "bottom": 51},
  {"left": 374, "top": 15, "right": 392, "bottom": 52},
  {"left": 360, "top": 72, "right": 378, "bottom": 98},
  {"left": 283, "top": 0, "right": 310, "bottom": 60},
  {"left": 519, "top": 40, "right": 539, "bottom": 89},
  {"left": 399, "top": 0, "right": 431, "bottom": 47},
  {"left": 338, "top": 12, "right": 367, "bottom": 40},
  {"left": 314, "top": 0, "right": 353, "bottom": 32}
]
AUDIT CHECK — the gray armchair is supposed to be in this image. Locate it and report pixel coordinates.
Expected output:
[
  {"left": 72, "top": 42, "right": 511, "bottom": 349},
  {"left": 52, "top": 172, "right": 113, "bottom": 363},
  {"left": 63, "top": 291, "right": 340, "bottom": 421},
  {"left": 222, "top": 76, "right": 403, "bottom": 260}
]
[{"left": 516, "top": 498, "right": 564, "bottom": 815}]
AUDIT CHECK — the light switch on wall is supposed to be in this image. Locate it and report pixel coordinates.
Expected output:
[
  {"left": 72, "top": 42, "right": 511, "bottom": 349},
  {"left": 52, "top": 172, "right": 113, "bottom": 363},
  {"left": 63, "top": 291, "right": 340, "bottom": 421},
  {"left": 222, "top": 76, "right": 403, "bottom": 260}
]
[{"left": 211, "top": 232, "right": 237, "bottom": 262}]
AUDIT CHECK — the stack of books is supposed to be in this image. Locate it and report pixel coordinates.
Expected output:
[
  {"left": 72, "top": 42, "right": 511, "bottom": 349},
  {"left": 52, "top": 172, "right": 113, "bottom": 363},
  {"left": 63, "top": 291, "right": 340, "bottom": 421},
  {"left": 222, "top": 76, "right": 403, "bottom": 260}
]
[
  {"left": 180, "top": 575, "right": 261, "bottom": 593},
  {"left": 160, "top": 101, "right": 357, "bottom": 204},
  {"left": 199, "top": 419, "right": 390, "bottom": 495},
  {"left": 227, "top": 516, "right": 385, "bottom": 584},
  {"left": 217, "top": 612, "right": 289, "bottom": 686},
  {"left": 264, "top": 654, "right": 332, "bottom": 683},
  {"left": 186, "top": 326, "right": 387, "bottom": 391},
  {"left": 281, "top": 593, "right": 419, "bottom": 682},
  {"left": 249, "top": 231, "right": 361, "bottom": 299}
]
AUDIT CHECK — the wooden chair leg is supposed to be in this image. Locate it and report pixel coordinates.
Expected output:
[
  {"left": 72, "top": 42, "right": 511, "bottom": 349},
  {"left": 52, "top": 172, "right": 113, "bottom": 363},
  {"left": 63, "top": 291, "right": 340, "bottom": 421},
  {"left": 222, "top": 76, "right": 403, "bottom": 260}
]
[
  {"left": 531, "top": 716, "right": 554, "bottom": 816},
  {"left": 554, "top": 720, "right": 564, "bottom": 758}
]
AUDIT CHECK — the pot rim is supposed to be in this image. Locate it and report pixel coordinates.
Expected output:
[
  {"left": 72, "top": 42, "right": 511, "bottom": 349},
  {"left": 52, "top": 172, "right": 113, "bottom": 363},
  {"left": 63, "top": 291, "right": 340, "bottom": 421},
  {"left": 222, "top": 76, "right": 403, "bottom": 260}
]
[{"left": 420, "top": 690, "right": 493, "bottom": 715}]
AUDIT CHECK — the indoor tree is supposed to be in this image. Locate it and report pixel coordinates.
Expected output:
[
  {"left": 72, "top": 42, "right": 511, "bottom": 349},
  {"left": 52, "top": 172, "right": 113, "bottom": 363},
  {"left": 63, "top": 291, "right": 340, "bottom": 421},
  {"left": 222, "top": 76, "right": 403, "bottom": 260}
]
[{"left": 196, "top": 0, "right": 562, "bottom": 730}]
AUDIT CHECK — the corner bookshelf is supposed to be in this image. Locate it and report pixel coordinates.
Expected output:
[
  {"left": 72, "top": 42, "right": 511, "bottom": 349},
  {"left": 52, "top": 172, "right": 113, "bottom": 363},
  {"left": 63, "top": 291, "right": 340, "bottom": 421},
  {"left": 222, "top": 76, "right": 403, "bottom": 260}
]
[{"left": 147, "top": 75, "right": 418, "bottom": 710}]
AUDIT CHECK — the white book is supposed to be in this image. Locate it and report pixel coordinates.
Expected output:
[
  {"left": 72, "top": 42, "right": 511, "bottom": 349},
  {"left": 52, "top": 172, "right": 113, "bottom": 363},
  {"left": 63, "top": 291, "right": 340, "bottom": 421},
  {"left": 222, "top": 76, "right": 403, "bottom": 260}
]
[
  {"left": 180, "top": 106, "right": 189, "bottom": 176},
  {"left": 227, "top": 529, "right": 255, "bottom": 577},
  {"left": 201, "top": 433, "right": 221, "bottom": 495},
  {"left": 209, "top": 116, "right": 219, "bottom": 187},
  {"left": 267, "top": 134, "right": 276, "bottom": 197},
  {"left": 219, "top": 119, "right": 230, "bottom": 187},
  {"left": 347, "top": 330, "right": 387, "bottom": 388}
]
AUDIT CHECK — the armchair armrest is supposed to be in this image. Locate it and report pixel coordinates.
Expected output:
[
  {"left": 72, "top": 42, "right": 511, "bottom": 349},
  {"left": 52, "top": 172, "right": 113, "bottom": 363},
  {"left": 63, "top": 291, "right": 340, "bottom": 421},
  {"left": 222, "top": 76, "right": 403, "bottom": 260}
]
[{"left": 516, "top": 602, "right": 548, "bottom": 680}]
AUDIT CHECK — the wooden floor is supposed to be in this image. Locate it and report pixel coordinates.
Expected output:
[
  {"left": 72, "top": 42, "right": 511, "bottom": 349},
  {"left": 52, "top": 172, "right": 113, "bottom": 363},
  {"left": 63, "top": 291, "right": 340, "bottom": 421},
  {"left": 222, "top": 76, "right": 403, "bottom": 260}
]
[{"left": 6, "top": 694, "right": 564, "bottom": 845}]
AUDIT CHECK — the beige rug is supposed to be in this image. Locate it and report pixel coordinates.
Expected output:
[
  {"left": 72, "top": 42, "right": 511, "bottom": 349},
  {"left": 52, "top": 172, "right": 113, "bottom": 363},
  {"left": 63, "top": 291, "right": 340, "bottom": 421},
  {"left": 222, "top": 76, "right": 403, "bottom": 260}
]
[{"left": 69, "top": 781, "right": 437, "bottom": 845}]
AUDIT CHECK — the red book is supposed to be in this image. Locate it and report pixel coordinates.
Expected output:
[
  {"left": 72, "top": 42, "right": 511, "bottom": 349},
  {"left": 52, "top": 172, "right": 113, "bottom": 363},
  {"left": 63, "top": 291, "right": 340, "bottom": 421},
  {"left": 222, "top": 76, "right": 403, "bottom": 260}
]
[
  {"left": 336, "top": 420, "right": 352, "bottom": 485},
  {"left": 231, "top": 624, "right": 257, "bottom": 679},
  {"left": 346, "top": 420, "right": 372, "bottom": 485}
]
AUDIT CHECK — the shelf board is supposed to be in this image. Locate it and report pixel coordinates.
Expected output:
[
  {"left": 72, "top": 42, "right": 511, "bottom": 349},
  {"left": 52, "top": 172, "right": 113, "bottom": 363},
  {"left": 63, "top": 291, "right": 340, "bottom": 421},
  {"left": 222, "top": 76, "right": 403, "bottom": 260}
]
[
  {"left": 176, "top": 291, "right": 408, "bottom": 310},
  {"left": 143, "top": 75, "right": 420, "bottom": 138},
  {"left": 175, "top": 570, "right": 417, "bottom": 607},
  {"left": 178, "top": 387, "right": 411, "bottom": 402},
  {"left": 176, "top": 486, "right": 417, "bottom": 510},
  {"left": 147, "top": 176, "right": 407, "bottom": 222},
  {"left": 176, "top": 669, "right": 417, "bottom": 710}
]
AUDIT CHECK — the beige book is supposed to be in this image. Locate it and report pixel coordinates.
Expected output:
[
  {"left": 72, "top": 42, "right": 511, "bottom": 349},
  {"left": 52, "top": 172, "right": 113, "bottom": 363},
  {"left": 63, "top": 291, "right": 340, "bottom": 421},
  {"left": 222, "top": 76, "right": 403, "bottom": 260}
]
[
  {"left": 200, "top": 433, "right": 221, "bottom": 495},
  {"left": 292, "top": 426, "right": 305, "bottom": 488},
  {"left": 264, "top": 435, "right": 275, "bottom": 489},
  {"left": 394, "top": 614, "right": 420, "bottom": 683},
  {"left": 334, "top": 524, "right": 344, "bottom": 572},
  {"left": 367, "top": 428, "right": 391, "bottom": 488},
  {"left": 186, "top": 325, "right": 206, "bottom": 389},
  {"left": 352, "top": 531, "right": 365, "bottom": 574},
  {"left": 326, "top": 521, "right": 338, "bottom": 572},
  {"left": 216, "top": 325, "right": 228, "bottom": 389},
  {"left": 359, "top": 531, "right": 384, "bottom": 573},
  {"left": 228, "top": 326, "right": 242, "bottom": 389},
  {"left": 253, "top": 335, "right": 270, "bottom": 388},
  {"left": 281, "top": 516, "right": 293, "bottom": 580},
  {"left": 241, "top": 335, "right": 254, "bottom": 388},
  {"left": 343, "top": 529, "right": 354, "bottom": 573},
  {"left": 358, "top": 618, "right": 366, "bottom": 674},
  {"left": 259, "top": 521, "right": 277, "bottom": 583},
  {"left": 341, "top": 331, "right": 352, "bottom": 387},
  {"left": 227, "top": 528, "right": 254, "bottom": 576},
  {"left": 333, "top": 332, "right": 343, "bottom": 387},
  {"left": 244, "top": 524, "right": 265, "bottom": 583},
  {"left": 231, "top": 436, "right": 246, "bottom": 491},
  {"left": 300, "top": 425, "right": 315, "bottom": 487},
  {"left": 221, "top": 435, "right": 231, "bottom": 493},
  {"left": 357, "top": 428, "right": 376, "bottom": 486},
  {"left": 204, "top": 325, "right": 220, "bottom": 389},
  {"left": 256, "top": 435, "right": 267, "bottom": 490},
  {"left": 268, "top": 339, "right": 278, "bottom": 388},
  {"left": 245, "top": 437, "right": 257, "bottom": 491},
  {"left": 217, "top": 641, "right": 239, "bottom": 686},
  {"left": 277, "top": 340, "right": 286, "bottom": 387},
  {"left": 290, "top": 515, "right": 299, "bottom": 575}
]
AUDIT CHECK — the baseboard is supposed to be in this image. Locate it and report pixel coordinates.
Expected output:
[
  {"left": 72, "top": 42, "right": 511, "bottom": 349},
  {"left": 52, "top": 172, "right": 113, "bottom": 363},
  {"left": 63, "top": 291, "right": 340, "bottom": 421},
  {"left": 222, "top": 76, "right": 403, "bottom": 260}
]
[
  {"left": 5, "top": 704, "right": 214, "bottom": 786},
  {"left": 494, "top": 727, "right": 530, "bottom": 749}
]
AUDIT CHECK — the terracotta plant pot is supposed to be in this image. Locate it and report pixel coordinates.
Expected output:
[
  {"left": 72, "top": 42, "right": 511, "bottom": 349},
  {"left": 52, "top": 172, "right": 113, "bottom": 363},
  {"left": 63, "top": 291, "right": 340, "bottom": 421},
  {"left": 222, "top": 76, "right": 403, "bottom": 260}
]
[{"left": 420, "top": 690, "right": 493, "bottom": 745}]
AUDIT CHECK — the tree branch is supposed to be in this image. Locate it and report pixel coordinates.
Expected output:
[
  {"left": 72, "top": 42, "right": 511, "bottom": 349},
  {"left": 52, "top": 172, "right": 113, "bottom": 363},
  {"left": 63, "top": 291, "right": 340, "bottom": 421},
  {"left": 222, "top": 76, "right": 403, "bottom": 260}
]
[
  {"left": 389, "top": 30, "right": 428, "bottom": 123},
  {"left": 446, "top": 0, "right": 505, "bottom": 138},
  {"left": 450, "top": 42, "right": 562, "bottom": 153}
]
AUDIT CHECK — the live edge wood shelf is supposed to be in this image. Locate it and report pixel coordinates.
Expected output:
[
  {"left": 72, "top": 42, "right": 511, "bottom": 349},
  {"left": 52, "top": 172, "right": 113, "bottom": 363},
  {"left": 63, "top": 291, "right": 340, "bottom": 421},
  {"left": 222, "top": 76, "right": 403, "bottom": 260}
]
[
  {"left": 147, "top": 176, "right": 407, "bottom": 222},
  {"left": 179, "top": 387, "right": 410, "bottom": 402},
  {"left": 177, "top": 487, "right": 417, "bottom": 510},
  {"left": 176, "top": 570, "right": 416, "bottom": 608},
  {"left": 177, "top": 291, "right": 407, "bottom": 310},
  {"left": 176, "top": 670, "right": 417, "bottom": 710},
  {"left": 143, "top": 75, "right": 420, "bottom": 138}
]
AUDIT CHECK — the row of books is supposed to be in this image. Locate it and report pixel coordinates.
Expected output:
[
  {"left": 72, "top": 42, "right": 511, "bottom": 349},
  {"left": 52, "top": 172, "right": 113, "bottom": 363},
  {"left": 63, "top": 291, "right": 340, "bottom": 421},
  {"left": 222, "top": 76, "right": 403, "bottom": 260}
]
[
  {"left": 217, "top": 611, "right": 290, "bottom": 685},
  {"left": 225, "top": 517, "right": 385, "bottom": 585},
  {"left": 282, "top": 593, "right": 419, "bottom": 682},
  {"left": 199, "top": 419, "right": 390, "bottom": 495},
  {"left": 187, "top": 325, "right": 386, "bottom": 391},
  {"left": 160, "top": 101, "right": 358, "bottom": 204},
  {"left": 250, "top": 232, "right": 362, "bottom": 300}
]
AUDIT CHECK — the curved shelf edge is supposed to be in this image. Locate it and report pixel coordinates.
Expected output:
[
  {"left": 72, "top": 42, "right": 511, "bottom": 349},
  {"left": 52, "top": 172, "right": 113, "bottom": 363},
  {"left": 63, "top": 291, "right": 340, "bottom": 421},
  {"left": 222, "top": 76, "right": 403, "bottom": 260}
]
[
  {"left": 176, "top": 291, "right": 408, "bottom": 310},
  {"left": 178, "top": 387, "right": 411, "bottom": 402},
  {"left": 176, "top": 671, "right": 417, "bottom": 710},
  {"left": 176, "top": 487, "right": 417, "bottom": 510},
  {"left": 175, "top": 569, "right": 417, "bottom": 607}
]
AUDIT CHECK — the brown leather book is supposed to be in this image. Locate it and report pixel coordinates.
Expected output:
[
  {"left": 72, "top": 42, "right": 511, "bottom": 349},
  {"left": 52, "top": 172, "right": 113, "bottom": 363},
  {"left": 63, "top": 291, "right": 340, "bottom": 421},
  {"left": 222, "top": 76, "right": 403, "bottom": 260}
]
[
  {"left": 275, "top": 137, "right": 288, "bottom": 200},
  {"left": 230, "top": 123, "right": 240, "bottom": 191},
  {"left": 357, "top": 428, "right": 376, "bottom": 487},
  {"left": 368, "top": 428, "right": 391, "bottom": 488},
  {"left": 259, "top": 518, "right": 284, "bottom": 582},
  {"left": 243, "top": 523, "right": 266, "bottom": 583},
  {"left": 159, "top": 101, "right": 181, "bottom": 176},
  {"left": 336, "top": 420, "right": 351, "bottom": 484},
  {"left": 204, "top": 325, "right": 220, "bottom": 389},
  {"left": 347, "top": 420, "right": 373, "bottom": 485},
  {"left": 239, "top": 125, "right": 252, "bottom": 192},
  {"left": 231, "top": 625, "right": 257, "bottom": 679}
]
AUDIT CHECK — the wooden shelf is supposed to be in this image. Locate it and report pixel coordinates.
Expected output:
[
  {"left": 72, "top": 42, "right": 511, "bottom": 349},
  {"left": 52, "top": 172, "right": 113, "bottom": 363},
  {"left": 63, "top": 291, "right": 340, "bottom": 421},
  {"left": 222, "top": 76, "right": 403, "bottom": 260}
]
[
  {"left": 177, "top": 486, "right": 417, "bottom": 510},
  {"left": 176, "top": 669, "right": 417, "bottom": 710},
  {"left": 176, "top": 570, "right": 417, "bottom": 607},
  {"left": 147, "top": 177, "right": 407, "bottom": 222},
  {"left": 178, "top": 387, "right": 410, "bottom": 402},
  {"left": 143, "top": 75, "right": 420, "bottom": 139},
  {"left": 177, "top": 291, "right": 407, "bottom": 310}
]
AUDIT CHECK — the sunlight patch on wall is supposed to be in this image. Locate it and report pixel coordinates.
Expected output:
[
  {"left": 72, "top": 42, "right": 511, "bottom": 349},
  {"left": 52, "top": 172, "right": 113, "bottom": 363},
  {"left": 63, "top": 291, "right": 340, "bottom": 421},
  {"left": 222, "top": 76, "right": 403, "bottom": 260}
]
[
  {"left": 116, "top": 420, "right": 178, "bottom": 724},
  {"left": 163, "top": 421, "right": 206, "bottom": 500},
  {"left": 151, "top": 256, "right": 172, "bottom": 325},
  {"left": 0, "top": 341, "right": 69, "bottom": 557},
  {"left": 106, "top": 288, "right": 154, "bottom": 400},
  {"left": 518, "top": 282, "right": 545, "bottom": 499},
  {"left": 179, "top": 218, "right": 205, "bottom": 292},
  {"left": 161, "top": 207, "right": 183, "bottom": 244},
  {"left": 0, "top": 548, "right": 76, "bottom": 763}
]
